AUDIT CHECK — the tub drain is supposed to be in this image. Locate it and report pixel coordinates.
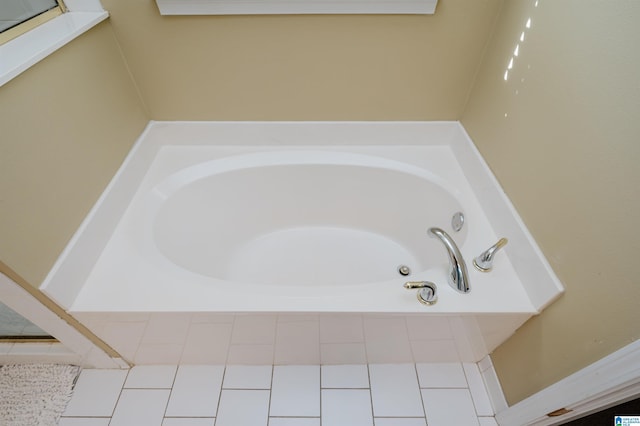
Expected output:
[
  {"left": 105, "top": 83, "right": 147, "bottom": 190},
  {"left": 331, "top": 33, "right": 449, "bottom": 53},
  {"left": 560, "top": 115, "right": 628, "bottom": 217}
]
[
  {"left": 452, "top": 211, "right": 465, "bottom": 232},
  {"left": 398, "top": 265, "right": 411, "bottom": 276}
]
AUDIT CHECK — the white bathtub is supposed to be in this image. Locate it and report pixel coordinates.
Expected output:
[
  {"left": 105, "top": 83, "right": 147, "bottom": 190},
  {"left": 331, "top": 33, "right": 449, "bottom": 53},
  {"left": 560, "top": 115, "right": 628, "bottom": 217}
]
[{"left": 42, "top": 122, "right": 563, "bottom": 364}]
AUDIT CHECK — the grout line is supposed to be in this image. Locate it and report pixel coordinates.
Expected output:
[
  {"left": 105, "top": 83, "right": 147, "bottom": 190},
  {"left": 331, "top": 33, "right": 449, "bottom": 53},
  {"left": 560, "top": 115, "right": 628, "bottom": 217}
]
[
  {"left": 213, "top": 366, "right": 227, "bottom": 424},
  {"left": 367, "top": 363, "right": 375, "bottom": 420},
  {"left": 60, "top": 416, "right": 112, "bottom": 419},
  {"left": 122, "top": 387, "right": 176, "bottom": 390},
  {"left": 221, "top": 387, "right": 272, "bottom": 390},
  {"left": 221, "top": 316, "right": 235, "bottom": 365},
  {"left": 360, "top": 314, "right": 369, "bottom": 365},
  {"left": 462, "top": 361, "right": 472, "bottom": 388},
  {"left": 130, "top": 318, "right": 151, "bottom": 365},
  {"left": 318, "top": 365, "right": 322, "bottom": 421},
  {"left": 418, "top": 386, "right": 469, "bottom": 389},
  {"left": 107, "top": 371, "right": 128, "bottom": 422},
  {"left": 415, "top": 363, "right": 428, "bottom": 421},
  {"left": 321, "top": 387, "right": 371, "bottom": 389},
  {"left": 373, "top": 416, "right": 431, "bottom": 418},
  {"left": 462, "top": 362, "right": 480, "bottom": 417},
  {"left": 162, "top": 365, "right": 180, "bottom": 418},
  {"left": 319, "top": 364, "right": 323, "bottom": 424},
  {"left": 268, "top": 416, "right": 320, "bottom": 418},
  {"left": 266, "top": 364, "right": 275, "bottom": 424},
  {"left": 175, "top": 315, "right": 192, "bottom": 365},
  {"left": 463, "top": 362, "right": 494, "bottom": 417}
]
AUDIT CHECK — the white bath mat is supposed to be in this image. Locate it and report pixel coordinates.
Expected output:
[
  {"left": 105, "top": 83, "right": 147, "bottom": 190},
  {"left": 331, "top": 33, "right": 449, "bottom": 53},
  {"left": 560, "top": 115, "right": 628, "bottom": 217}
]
[{"left": 0, "top": 364, "right": 80, "bottom": 426}]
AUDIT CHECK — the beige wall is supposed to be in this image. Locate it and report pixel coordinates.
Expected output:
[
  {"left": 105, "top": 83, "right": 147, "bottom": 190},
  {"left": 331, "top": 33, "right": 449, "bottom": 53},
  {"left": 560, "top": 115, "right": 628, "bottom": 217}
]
[
  {"left": 4, "top": 0, "right": 638, "bottom": 407},
  {"left": 101, "top": 0, "right": 501, "bottom": 120},
  {"left": 0, "top": 21, "right": 149, "bottom": 286},
  {"left": 462, "top": 0, "right": 640, "bottom": 404}
]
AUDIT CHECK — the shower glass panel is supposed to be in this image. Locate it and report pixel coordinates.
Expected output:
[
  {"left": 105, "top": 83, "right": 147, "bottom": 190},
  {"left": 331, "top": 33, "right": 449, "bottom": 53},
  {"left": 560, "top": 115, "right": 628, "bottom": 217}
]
[{"left": 0, "top": 300, "right": 52, "bottom": 339}]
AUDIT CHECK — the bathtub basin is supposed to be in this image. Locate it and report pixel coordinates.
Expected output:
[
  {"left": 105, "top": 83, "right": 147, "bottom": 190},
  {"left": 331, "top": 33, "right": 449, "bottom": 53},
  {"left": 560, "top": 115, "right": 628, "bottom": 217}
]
[
  {"left": 69, "top": 145, "right": 534, "bottom": 313},
  {"left": 153, "top": 151, "right": 465, "bottom": 288},
  {"left": 41, "top": 122, "right": 564, "bottom": 364}
]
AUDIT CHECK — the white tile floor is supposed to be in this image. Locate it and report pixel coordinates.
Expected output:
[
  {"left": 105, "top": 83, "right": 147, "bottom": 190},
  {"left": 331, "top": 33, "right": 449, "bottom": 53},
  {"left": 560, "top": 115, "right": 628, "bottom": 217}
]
[{"left": 60, "top": 363, "right": 499, "bottom": 426}]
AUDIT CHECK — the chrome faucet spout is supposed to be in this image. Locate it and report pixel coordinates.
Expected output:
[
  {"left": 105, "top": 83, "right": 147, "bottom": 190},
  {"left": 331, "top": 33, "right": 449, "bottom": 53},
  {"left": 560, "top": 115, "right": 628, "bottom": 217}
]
[{"left": 428, "top": 227, "right": 470, "bottom": 293}]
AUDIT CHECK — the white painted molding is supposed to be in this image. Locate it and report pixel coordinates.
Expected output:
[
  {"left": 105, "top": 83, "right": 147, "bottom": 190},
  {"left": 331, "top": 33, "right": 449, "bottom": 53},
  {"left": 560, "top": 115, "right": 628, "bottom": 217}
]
[
  {"left": 155, "top": 0, "right": 438, "bottom": 15},
  {"left": 495, "top": 339, "right": 640, "bottom": 425},
  {"left": 63, "top": 0, "right": 105, "bottom": 12},
  {"left": 0, "top": 272, "right": 121, "bottom": 368},
  {"left": 0, "top": 11, "right": 108, "bottom": 87},
  {"left": 479, "top": 356, "right": 509, "bottom": 415}
]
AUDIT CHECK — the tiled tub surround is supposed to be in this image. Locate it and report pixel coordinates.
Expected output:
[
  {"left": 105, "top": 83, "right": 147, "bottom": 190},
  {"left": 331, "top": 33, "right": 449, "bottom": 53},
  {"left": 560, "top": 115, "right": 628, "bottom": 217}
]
[
  {"left": 60, "top": 363, "right": 499, "bottom": 426},
  {"left": 42, "top": 122, "right": 563, "bottom": 366},
  {"left": 72, "top": 312, "right": 530, "bottom": 365}
]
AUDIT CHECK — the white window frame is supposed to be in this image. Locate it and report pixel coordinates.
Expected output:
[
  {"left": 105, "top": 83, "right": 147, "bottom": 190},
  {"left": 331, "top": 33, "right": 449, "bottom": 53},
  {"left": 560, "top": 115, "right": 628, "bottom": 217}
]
[
  {"left": 0, "top": 0, "right": 67, "bottom": 46},
  {"left": 0, "top": 0, "right": 108, "bottom": 87}
]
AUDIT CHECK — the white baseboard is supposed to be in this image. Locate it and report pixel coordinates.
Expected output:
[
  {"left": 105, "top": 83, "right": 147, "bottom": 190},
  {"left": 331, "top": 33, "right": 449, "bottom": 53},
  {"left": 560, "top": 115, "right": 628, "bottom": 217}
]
[
  {"left": 480, "top": 356, "right": 509, "bottom": 414},
  {"left": 493, "top": 339, "right": 640, "bottom": 425}
]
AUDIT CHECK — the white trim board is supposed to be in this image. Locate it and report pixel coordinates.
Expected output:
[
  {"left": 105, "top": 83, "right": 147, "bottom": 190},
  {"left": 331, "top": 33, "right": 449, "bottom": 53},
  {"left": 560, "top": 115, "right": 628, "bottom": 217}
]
[
  {"left": 0, "top": 0, "right": 105, "bottom": 87},
  {"left": 0, "top": 272, "right": 123, "bottom": 368},
  {"left": 0, "top": 11, "right": 108, "bottom": 88},
  {"left": 492, "top": 339, "right": 640, "bottom": 425},
  {"left": 155, "top": 0, "right": 438, "bottom": 15}
]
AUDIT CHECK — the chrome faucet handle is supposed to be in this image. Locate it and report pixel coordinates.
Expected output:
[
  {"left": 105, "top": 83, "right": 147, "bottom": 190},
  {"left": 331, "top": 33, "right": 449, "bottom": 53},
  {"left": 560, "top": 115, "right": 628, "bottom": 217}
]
[
  {"left": 404, "top": 281, "right": 438, "bottom": 305},
  {"left": 473, "top": 238, "right": 508, "bottom": 272}
]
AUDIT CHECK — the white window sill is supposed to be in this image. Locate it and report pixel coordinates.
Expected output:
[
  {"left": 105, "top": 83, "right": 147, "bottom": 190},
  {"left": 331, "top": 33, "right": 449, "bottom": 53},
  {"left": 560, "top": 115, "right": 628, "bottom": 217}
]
[{"left": 0, "top": 11, "right": 108, "bottom": 88}]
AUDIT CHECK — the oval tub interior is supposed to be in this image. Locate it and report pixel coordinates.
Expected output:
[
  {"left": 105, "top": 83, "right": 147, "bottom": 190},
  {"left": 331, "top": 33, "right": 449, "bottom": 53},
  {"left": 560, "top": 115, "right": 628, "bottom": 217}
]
[{"left": 153, "top": 163, "right": 467, "bottom": 287}]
